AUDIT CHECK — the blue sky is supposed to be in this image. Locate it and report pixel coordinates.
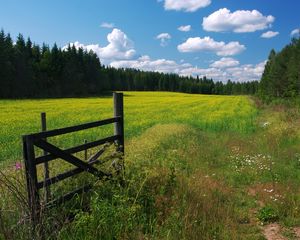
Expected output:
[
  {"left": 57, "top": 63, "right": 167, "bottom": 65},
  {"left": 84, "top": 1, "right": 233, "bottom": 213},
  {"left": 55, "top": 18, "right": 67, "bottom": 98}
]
[{"left": 1, "top": 0, "right": 300, "bottom": 82}]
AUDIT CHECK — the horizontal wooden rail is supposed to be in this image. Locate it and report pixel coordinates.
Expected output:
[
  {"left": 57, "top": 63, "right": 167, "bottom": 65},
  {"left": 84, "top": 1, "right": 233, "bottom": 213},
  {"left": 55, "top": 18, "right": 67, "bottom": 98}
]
[
  {"left": 34, "top": 139, "right": 103, "bottom": 177},
  {"left": 46, "top": 184, "right": 92, "bottom": 208},
  {"left": 26, "top": 116, "right": 121, "bottom": 139},
  {"left": 35, "top": 135, "right": 119, "bottom": 165},
  {"left": 37, "top": 166, "right": 91, "bottom": 189},
  {"left": 37, "top": 160, "right": 110, "bottom": 189},
  {"left": 37, "top": 145, "right": 110, "bottom": 189}
]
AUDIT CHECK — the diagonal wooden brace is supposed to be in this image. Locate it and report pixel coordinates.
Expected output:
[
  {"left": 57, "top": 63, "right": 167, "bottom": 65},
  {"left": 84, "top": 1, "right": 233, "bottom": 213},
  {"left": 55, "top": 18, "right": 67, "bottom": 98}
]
[{"left": 34, "top": 139, "right": 107, "bottom": 178}]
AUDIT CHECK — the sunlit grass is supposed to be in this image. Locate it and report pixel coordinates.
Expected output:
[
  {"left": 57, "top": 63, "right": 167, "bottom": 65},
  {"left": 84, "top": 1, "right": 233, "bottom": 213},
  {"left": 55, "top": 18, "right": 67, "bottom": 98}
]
[{"left": 0, "top": 92, "right": 257, "bottom": 166}]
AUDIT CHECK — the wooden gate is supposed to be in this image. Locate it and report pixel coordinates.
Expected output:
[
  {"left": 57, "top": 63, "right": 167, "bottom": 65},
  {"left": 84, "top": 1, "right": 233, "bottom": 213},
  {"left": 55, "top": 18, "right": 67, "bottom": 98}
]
[{"left": 22, "top": 92, "right": 124, "bottom": 225}]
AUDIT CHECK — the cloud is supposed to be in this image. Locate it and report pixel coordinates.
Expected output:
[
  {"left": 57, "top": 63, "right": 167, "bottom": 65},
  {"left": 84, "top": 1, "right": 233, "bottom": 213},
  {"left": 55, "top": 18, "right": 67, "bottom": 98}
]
[
  {"left": 163, "top": 0, "right": 211, "bottom": 12},
  {"left": 110, "top": 55, "right": 192, "bottom": 74},
  {"left": 177, "top": 36, "right": 246, "bottom": 56},
  {"left": 156, "top": 33, "right": 171, "bottom": 39},
  {"left": 261, "top": 31, "right": 279, "bottom": 38},
  {"left": 110, "top": 55, "right": 264, "bottom": 82},
  {"left": 225, "top": 61, "right": 266, "bottom": 82},
  {"left": 210, "top": 57, "right": 239, "bottom": 68},
  {"left": 100, "top": 22, "right": 115, "bottom": 28},
  {"left": 202, "top": 8, "right": 275, "bottom": 33},
  {"left": 64, "top": 28, "right": 263, "bottom": 82},
  {"left": 180, "top": 61, "right": 266, "bottom": 82},
  {"left": 63, "top": 28, "right": 136, "bottom": 64},
  {"left": 180, "top": 67, "right": 224, "bottom": 79},
  {"left": 156, "top": 33, "right": 172, "bottom": 46},
  {"left": 178, "top": 25, "right": 192, "bottom": 32},
  {"left": 291, "top": 28, "right": 300, "bottom": 37}
]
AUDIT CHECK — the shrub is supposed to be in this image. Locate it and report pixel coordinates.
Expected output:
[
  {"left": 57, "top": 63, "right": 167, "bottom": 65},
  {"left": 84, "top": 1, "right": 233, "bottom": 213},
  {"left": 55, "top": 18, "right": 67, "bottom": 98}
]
[{"left": 257, "top": 205, "right": 279, "bottom": 223}]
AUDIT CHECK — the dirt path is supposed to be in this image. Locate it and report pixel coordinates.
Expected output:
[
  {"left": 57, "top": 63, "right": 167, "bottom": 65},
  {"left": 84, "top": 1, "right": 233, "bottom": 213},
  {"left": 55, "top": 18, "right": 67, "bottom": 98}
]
[
  {"left": 247, "top": 185, "right": 299, "bottom": 239},
  {"left": 263, "top": 223, "right": 287, "bottom": 240},
  {"left": 293, "top": 227, "right": 300, "bottom": 239}
]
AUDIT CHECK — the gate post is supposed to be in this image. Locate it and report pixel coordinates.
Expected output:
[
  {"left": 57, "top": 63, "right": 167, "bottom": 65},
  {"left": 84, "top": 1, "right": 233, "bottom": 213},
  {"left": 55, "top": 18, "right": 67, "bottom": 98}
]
[
  {"left": 113, "top": 92, "right": 124, "bottom": 153},
  {"left": 41, "top": 112, "right": 50, "bottom": 202},
  {"left": 22, "top": 135, "right": 40, "bottom": 232}
]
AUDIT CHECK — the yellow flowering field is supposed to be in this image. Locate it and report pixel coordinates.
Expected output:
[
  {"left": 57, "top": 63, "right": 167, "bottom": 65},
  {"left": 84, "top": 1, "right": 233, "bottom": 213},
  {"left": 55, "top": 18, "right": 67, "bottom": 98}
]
[{"left": 0, "top": 92, "right": 257, "bottom": 166}]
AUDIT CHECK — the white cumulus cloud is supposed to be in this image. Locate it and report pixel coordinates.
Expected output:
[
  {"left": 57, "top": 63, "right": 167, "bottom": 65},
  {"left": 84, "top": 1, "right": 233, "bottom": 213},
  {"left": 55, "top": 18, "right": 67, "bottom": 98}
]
[
  {"left": 110, "top": 55, "right": 192, "bottom": 74},
  {"left": 225, "top": 61, "right": 266, "bottom": 82},
  {"left": 291, "top": 28, "right": 300, "bottom": 37},
  {"left": 110, "top": 55, "right": 264, "bottom": 83},
  {"left": 156, "top": 33, "right": 172, "bottom": 47},
  {"left": 210, "top": 57, "right": 239, "bottom": 68},
  {"left": 177, "top": 36, "right": 246, "bottom": 56},
  {"left": 100, "top": 22, "right": 115, "bottom": 28},
  {"left": 202, "top": 8, "right": 275, "bottom": 33},
  {"left": 163, "top": 0, "right": 211, "bottom": 12},
  {"left": 261, "top": 31, "right": 279, "bottom": 38},
  {"left": 63, "top": 28, "right": 263, "bottom": 82},
  {"left": 180, "top": 61, "right": 266, "bottom": 82},
  {"left": 178, "top": 25, "right": 192, "bottom": 32},
  {"left": 63, "top": 28, "right": 136, "bottom": 64}
]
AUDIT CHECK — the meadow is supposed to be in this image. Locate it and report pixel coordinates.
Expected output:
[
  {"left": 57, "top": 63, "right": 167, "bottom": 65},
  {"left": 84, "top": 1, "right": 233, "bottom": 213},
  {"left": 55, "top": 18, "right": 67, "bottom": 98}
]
[
  {"left": 0, "top": 92, "right": 257, "bottom": 167},
  {"left": 1, "top": 92, "right": 300, "bottom": 239}
]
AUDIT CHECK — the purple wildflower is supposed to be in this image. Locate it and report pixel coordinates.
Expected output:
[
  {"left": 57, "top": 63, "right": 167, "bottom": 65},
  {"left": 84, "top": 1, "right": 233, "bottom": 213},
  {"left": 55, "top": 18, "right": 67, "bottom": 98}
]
[{"left": 15, "top": 162, "right": 22, "bottom": 170}]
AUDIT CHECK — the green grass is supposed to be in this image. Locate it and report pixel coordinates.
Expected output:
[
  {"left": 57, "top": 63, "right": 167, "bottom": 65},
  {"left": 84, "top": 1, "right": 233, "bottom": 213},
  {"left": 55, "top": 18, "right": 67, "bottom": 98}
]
[
  {"left": 0, "top": 92, "right": 257, "bottom": 166},
  {"left": 1, "top": 92, "right": 300, "bottom": 239}
]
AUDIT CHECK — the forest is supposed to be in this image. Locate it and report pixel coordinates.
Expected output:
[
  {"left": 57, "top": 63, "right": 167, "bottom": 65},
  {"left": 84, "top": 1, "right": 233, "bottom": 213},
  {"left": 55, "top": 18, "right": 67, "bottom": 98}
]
[
  {"left": 0, "top": 30, "right": 258, "bottom": 98},
  {"left": 259, "top": 37, "right": 300, "bottom": 100}
]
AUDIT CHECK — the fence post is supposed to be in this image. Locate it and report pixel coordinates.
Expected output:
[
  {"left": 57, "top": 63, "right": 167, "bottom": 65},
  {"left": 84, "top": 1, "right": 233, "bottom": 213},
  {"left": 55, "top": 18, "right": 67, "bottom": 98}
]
[
  {"left": 41, "top": 112, "right": 50, "bottom": 202},
  {"left": 113, "top": 92, "right": 124, "bottom": 153},
  {"left": 84, "top": 139, "right": 88, "bottom": 160},
  {"left": 23, "top": 135, "right": 40, "bottom": 232}
]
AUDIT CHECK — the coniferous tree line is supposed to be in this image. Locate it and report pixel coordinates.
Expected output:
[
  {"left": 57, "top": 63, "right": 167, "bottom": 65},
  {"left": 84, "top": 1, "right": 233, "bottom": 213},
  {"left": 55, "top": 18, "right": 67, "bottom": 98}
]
[
  {"left": 0, "top": 30, "right": 258, "bottom": 98},
  {"left": 259, "top": 37, "right": 300, "bottom": 100}
]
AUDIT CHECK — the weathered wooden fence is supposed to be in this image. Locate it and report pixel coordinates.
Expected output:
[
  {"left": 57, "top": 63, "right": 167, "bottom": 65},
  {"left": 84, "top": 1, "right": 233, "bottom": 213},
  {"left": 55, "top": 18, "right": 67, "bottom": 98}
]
[{"left": 22, "top": 92, "right": 124, "bottom": 226}]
